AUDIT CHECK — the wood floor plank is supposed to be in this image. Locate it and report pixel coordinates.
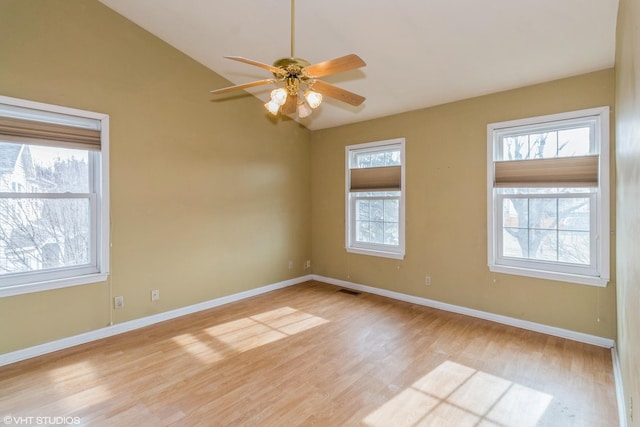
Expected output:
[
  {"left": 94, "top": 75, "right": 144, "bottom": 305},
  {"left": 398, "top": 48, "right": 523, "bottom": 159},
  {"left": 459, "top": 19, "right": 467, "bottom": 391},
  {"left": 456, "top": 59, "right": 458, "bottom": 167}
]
[{"left": 0, "top": 281, "right": 617, "bottom": 426}]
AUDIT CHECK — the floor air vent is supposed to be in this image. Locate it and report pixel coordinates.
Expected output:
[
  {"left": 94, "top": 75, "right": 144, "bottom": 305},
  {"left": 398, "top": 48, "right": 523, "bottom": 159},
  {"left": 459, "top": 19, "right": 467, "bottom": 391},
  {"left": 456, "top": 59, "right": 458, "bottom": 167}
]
[{"left": 338, "top": 288, "right": 361, "bottom": 296}]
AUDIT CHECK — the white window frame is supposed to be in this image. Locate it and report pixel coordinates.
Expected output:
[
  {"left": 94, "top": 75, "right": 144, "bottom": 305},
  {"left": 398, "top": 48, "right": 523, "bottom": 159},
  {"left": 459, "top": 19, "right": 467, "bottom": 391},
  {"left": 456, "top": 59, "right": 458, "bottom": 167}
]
[
  {"left": 345, "top": 138, "right": 406, "bottom": 259},
  {"left": 0, "top": 95, "right": 110, "bottom": 297},
  {"left": 487, "top": 107, "right": 610, "bottom": 287}
]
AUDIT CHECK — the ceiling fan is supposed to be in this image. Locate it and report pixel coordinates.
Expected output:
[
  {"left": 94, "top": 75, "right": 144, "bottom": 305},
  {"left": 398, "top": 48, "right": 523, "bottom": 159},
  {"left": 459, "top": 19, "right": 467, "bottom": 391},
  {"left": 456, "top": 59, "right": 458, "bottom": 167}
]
[{"left": 210, "top": 0, "right": 366, "bottom": 119}]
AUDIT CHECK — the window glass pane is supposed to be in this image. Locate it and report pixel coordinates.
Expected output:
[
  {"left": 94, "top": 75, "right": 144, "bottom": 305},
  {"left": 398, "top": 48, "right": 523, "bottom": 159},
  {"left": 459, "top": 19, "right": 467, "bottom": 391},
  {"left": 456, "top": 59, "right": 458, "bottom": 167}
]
[
  {"left": 558, "top": 127, "right": 591, "bottom": 157},
  {"left": 353, "top": 149, "right": 401, "bottom": 168},
  {"left": 386, "top": 150, "right": 401, "bottom": 165},
  {"left": 384, "top": 223, "right": 399, "bottom": 245},
  {"left": 529, "top": 198, "right": 557, "bottom": 230},
  {"left": 370, "top": 200, "right": 384, "bottom": 221},
  {"left": 502, "top": 135, "right": 529, "bottom": 160},
  {"left": 529, "top": 229, "right": 557, "bottom": 261},
  {"left": 559, "top": 198, "right": 590, "bottom": 231},
  {"left": 558, "top": 231, "right": 590, "bottom": 264},
  {"left": 356, "top": 220, "right": 370, "bottom": 242},
  {"left": 503, "top": 227, "right": 528, "bottom": 258},
  {"left": 356, "top": 200, "right": 370, "bottom": 220},
  {"left": 370, "top": 152, "right": 386, "bottom": 167},
  {"left": 355, "top": 153, "right": 370, "bottom": 168},
  {"left": 384, "top": 199, "right": 399, "bottom": 222},
  {"left": 369, "top": 221, "right": 384, "bottom": 244},
  {"left": 0, "top": 142, "right": 90, "bottom": 193},
  {"left": 503, "top": 198, "right": 528, "bottom": 228},
  {"left": 0, "top": 198, "right": 91, "bottom": 275},
  {"left": 501, "top": 187, "right": 593, "bottom": 196},
  {"left": 529, "top": 132, "right": 558, "bottom": 159}
]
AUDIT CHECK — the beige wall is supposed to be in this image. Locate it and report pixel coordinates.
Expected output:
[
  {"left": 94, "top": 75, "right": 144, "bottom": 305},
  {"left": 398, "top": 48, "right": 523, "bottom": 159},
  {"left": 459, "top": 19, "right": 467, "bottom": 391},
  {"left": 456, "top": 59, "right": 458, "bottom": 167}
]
[
  {"left": 615, "top": 0, "right": 640, "bottom": 424},
  {"left": 311, "top": 69, "right": 616, "bottom": 339},
  {"left": 0, "top": 1, "right": 312, "bottom": 353}
]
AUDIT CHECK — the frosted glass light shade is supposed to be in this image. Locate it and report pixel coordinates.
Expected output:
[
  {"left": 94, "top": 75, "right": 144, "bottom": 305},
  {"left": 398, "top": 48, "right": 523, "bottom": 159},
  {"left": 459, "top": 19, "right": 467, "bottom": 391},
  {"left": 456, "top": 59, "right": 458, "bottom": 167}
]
[
  {"left": 304, "top": 90, "right": 322, "bottom": 108},
  {"left": 270, "top": 88, "right": 288, "bottom": 106},
  {"left": 264, "top": 100, "right": 280, "bottom": 115},
  {"left": 297, "top": 101, "right": 312, "bottom": 118}
]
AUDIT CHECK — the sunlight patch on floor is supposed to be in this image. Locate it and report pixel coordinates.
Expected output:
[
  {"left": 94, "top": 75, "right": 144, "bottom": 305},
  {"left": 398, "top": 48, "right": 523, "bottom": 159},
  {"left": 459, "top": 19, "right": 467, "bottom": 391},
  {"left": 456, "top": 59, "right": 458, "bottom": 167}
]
[
  {"left": 40, "top": 383, "right": 114, "bottom": 415},
  {"left": 363, "top": 360, "right": 553, "bottom": 427},
  {"left": 30, "top": 361, "right": 113, "bottom": 415},
  {"left": 171, "top": 333, "right": 225, "bottom": 364},
  {"left": 205, "top": 307, "right": 329, "bottom": 352},
  {"left": 47, "top": 360, "right": 97, "bottom": 382},
  {"left": 172, "top": 307, "right": 329, "bottom": 361}
]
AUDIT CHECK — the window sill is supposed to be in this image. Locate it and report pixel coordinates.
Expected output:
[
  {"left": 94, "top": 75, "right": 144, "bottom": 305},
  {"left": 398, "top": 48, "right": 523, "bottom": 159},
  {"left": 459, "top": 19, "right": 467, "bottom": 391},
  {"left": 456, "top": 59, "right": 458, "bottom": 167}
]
[
  {"left": 0, "top": 273, "right": 109, "bottom": 297},
  {"left": 488, "top": 264, "right": 608, "bottom": 287},
  {"left": 347, "top": 247, "right": 405, "bottom": 260}
]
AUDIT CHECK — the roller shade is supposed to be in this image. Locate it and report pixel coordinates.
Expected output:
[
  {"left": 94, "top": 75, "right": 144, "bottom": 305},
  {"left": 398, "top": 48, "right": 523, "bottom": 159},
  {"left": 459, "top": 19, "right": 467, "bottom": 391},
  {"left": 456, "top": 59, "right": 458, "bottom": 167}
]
[
  {"left": 0, "top": 116, "right": 101, "bottom": 150},
  {"left": 350, "top": 165, "right": 401, "bottom": 192},
  {"left": 494, "top": 155, "right": 598, "bottom": 188}
]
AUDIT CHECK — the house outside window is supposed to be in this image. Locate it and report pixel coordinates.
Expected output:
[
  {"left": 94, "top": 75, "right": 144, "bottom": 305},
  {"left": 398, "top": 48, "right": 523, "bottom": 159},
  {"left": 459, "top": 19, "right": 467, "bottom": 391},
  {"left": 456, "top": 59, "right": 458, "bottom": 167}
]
[
  {"left": 0, "top": 96, "right": 109, "bottom": 297},
  {"left": 346, "top": 138, "right": 405, "bottom": 259},
  {"left": 487, "top": 107, "right": 610, "bottom": 286}
]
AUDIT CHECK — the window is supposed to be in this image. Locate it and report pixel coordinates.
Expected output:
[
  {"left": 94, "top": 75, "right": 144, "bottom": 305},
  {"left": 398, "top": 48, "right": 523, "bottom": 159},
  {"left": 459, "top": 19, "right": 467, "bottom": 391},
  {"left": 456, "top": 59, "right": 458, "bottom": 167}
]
[
  {"left": 346, "top": 138, "right": 405, "bottom": 259},
  {"left": 0, "top": 95, "right": 109, "bottom": 296},
  {"left": 487, "top": 107, "right": 609, "bottom": 286}
]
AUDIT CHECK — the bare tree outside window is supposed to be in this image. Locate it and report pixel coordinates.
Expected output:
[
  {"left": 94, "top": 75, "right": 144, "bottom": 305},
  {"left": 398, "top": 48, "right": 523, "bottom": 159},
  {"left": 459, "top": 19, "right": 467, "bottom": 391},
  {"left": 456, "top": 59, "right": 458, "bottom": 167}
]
[
  {"left": 0, "top": 143, "right": 91, "bottom": 275},
  {"left": 499, "top": 129, "right": 593, "bottom": 266}
]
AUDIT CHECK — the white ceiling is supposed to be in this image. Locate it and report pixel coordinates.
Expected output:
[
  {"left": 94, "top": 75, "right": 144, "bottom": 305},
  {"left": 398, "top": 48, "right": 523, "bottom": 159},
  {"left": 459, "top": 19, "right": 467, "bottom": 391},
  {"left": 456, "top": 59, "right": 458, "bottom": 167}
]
[{"left": 98, "top": 0, "right": 619, "bottom": 131}]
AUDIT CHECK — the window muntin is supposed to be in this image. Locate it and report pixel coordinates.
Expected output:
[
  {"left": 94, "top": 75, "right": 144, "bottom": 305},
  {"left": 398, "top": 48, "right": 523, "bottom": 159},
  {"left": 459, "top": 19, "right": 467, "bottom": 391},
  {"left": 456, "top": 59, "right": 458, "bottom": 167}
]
[
  {"left": 487, "top": 108, "right": 609, "bottom": 286},
  {"left": 0, "top": 96, "right": 109, "bottom": 296},
  {"left": 346, "top": 139, "right": 405, "bottom": 259}
]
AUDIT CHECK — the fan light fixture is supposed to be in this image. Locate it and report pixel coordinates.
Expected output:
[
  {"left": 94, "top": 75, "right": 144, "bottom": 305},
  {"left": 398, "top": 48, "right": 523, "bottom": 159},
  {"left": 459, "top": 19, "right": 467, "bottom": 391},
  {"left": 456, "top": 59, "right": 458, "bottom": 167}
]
[
  {"left": 210, "top": 0, "right": 366, "bottom": 120},
  {"left": 265, "top": 87, "right": 322, "bottom": 117}
]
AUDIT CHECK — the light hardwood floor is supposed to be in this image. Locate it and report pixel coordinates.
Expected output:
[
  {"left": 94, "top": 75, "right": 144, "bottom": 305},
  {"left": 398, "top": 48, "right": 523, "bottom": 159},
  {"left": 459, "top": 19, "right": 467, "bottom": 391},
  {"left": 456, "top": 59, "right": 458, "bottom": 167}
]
[{"left": 0, "top": 281, "right": 617, "bottom": 426}]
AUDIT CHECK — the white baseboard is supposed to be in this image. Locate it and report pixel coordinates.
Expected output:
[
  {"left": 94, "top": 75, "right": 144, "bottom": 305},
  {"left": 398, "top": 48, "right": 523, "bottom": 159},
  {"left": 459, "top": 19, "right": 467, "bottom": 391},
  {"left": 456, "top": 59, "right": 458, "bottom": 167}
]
[
  {"left": 612, "top": 345, "right": 628, "bottom": 427},
  {"left": 0, "top": 273, "right": 616, "bottom": 368},
  {"left": 0, "top": 275, "right": 312, "bottom": 367},
  {"left": 313, "top": 274, "right": 615, "bottom": 349}
]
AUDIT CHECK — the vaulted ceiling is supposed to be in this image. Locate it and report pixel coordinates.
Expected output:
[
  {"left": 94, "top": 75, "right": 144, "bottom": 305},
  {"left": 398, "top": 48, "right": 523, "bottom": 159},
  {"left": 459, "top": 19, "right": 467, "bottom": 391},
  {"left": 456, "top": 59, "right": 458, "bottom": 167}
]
[{"left": 99, "top": 0, "right": 619, "bottom": 130}]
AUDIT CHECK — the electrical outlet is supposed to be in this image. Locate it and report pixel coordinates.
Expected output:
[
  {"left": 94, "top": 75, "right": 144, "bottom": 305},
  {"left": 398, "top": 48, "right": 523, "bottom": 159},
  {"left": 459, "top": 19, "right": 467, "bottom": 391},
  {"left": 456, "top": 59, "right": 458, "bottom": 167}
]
[
  {"left": 425, "top": 275, "right": 432, "bottom": 286},
  {"left": 151, "top": 289, "right": 160, "bottom": 301},
  {"left": 288, "top": 260, "right": 294, "bottom": 269},
  {"left": 305, "top": 260, "right": 311, "bottom": 269},
  {"left": 114, "top": 296, "right": 124, "bottom": 309}
]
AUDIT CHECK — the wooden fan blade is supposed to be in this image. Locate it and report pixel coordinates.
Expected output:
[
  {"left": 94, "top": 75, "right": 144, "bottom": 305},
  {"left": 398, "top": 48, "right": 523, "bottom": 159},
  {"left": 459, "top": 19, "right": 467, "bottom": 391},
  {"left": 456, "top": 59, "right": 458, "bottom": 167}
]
[
  {"left": 281, "top": 94, "right": 298, "bottom": 115},
  {"left": 303, "top": 54, "right": 366, "bottom": 78},
  {"left": 311, "top": 80, "right": 365, "bottom": 106},
  {"left": 210, "top": 79, "right": 274, "bottom": 95},
  {"left": 224, "top": 56, "right": 283, "bottom": 75}
]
